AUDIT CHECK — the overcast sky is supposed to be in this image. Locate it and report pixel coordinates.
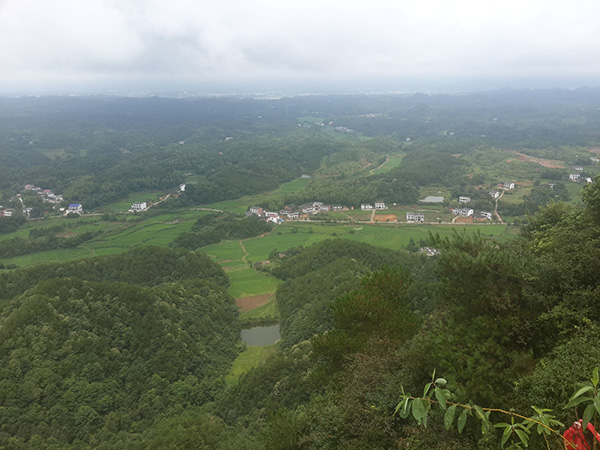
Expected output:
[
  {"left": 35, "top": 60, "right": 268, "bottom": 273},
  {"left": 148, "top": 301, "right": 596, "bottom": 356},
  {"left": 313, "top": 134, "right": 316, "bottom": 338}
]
[{"left": 0, "top": 0, "right": 599, "bottom": 95}]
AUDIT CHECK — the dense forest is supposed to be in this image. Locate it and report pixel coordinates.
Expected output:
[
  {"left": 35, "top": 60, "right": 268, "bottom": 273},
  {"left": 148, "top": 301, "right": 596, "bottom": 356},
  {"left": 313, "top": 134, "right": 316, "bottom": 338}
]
[{"left": 2, "top": 91, "right": 600, "bottom": 448}]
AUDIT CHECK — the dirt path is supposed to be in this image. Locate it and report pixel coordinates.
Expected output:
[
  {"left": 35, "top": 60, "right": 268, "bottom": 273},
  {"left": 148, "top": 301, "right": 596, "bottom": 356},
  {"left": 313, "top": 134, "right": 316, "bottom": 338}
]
[
  {"left": 370, "top": 157, "right": 390, "bottom": 174},
  {"left": 370, "top": 209, "right": 376, "bottom": 223},
  {"left": 342, "top": 212, "right": 357, "bottom": 222},
  {"left": 494, "top": 191, "right": 505, "bottom": 224},
  {"left": 239, "top": 240, "right": 249, "bottom": 262}
]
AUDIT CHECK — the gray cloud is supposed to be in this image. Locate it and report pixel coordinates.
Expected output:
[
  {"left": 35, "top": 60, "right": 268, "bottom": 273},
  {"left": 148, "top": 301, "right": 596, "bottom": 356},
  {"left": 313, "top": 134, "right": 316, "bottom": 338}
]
[{"left": 0, "top": 0, "right": 599, "bottom": 93}]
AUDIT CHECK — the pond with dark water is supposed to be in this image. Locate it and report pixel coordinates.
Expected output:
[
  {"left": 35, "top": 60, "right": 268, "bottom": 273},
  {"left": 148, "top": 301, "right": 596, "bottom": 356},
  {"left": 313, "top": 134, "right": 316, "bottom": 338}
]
[{"left": 241, "top": 324, "right": 280, "bottom": 346}]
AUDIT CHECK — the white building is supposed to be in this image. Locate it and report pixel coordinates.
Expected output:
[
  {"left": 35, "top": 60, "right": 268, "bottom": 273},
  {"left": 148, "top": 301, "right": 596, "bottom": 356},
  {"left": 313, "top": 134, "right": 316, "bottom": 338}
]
[
  {"left": 67, "top": 203, "right": 83, "bottom": 214},
  {"left": 570, "top": 174, "right": 581, "bottom": 182},
  {"left": 453, "top": 208, "right": 474, "bottom": 217},
  {"left": 406, "top": 212, "right": 425, "bottom": 223},
  {"left": 374, "top": 201, "right": 387, "bottom": 210},
  {"left": 361, "top": 203, "right": 374, "bottom": 210},
  {"left": 458, "top": 196, "right": 471, "bottom": 203},
  {"left": 503, "top": 182, "right": 515, "bottom": 190},
  {"left": 489, "top": 191, "right": 500, "bottom": 199},
  {"left": 574, "top": 166, "right": 584, "bottom": 172},
  {"left": 179, "top": 184, "right": 186, "bottom": 192},
  {"left": 480, "top": 211, "right": 493, "bottom": 220},
  {"left": 131, "top": 202, "right": 147, "bottom": 212}
]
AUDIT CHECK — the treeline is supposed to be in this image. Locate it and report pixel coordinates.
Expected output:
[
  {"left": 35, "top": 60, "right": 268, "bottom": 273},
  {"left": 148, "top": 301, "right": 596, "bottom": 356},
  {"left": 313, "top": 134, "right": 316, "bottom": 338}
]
[
  {"left": 0, "top": 246, "right": 229, "bottom": 301},
  {"left": 172, "top": 213, "right": 273, "bottom": 250},
  {"left": 0, "top": 246, "right": 239, "bottom": 448},
  {"left": 0, "top": 230, "right": 101, "bottom": 259}
]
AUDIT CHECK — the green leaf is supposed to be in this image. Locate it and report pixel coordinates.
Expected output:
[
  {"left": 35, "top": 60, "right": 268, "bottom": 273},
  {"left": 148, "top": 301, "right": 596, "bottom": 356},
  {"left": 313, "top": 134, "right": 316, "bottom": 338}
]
[
  {"left": 514, "top": 428, "right": 529, "bottom": 447},
  {"left": 412, "top": 398, "right": 426, "bottom": 423},
  {"left": 435, "top": 387, "right": 447, "bottom": 410},
  {"left": 444, "top": 404, "right": 456, "bottom": 430},
  {"left": 595, "top": 395, "right": 600, "bottom": 415},
  {"left": 434, "top": 377, "right": 447, "bottom": 387},
  {"left": 501, "top": 425, "right": 512, "bottom": 447},
  {"left": 399, "top": 398, "right": 411, "bottom": 419},
  {"left": 565, "top": 395, "right": 592, "bottom": 409},
  {"left": 583, "top": 403, "right": 595, "bottom": 430},
  {"left": 457, "top": 408, "right": 468, "bottom": 433},
  {"left": 394, "top": 397, "right": 406, "bottom": 416},
  {"left": 593, "top": 367, "right": 599, "bottom": 388},
  {"left": 474, "top": 405, "right": 486, "bottom": 421},
  {"left": 423, "top": 383, "right": 432, "bottom": 398},
  {"left": 570, "top": 385, "right": 594, "bottom": 401}
]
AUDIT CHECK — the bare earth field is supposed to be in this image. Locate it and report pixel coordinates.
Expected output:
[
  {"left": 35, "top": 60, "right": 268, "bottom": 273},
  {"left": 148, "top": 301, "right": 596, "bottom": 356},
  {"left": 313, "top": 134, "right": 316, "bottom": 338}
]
[
  {"left": 236, "top": 293, "right": 273, "bottom": 312},
  {"left": 455, "top": 216, "right": 474, "bottom": 224},
  {"left": 509, "top": 151, "right": 565, "bottom": 168},
  {"left": 374, "top": 214, "right": 397, "bottom": 223}
]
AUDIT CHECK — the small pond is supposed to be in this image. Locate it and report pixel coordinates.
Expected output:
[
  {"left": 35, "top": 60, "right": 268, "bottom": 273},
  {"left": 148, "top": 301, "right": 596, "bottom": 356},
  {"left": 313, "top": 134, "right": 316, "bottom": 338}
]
[{"left": 241, "top": 324, "right": 280, "bottom": 346}]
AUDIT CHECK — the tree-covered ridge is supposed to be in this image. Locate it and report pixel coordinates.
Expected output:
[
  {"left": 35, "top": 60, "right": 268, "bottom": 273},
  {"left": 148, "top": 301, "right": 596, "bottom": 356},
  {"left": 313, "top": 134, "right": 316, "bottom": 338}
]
[
  {"left": 266, "top": 239, "right": 435, "bottom": 348},
  {"left": 0, "top": 246, "right": 229, "bottom": 301},
  {"left": 173, "top": 213, "right": 274, "bottom": 250},
  {"left": 0, "top": 277, "right": 239, "bottom": 448}
]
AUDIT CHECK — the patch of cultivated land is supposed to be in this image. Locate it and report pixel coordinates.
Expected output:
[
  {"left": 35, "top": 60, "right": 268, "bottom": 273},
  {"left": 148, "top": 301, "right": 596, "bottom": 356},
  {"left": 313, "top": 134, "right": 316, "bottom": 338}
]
[
  {"left": 236, "top": 293, "right": 273, "bottom": 312},
  {"left": 510, "top": 151, "right": 565, "bottom": 168},
  {"left": 374, "top": 214, "right": 397, "bottom": 223}
]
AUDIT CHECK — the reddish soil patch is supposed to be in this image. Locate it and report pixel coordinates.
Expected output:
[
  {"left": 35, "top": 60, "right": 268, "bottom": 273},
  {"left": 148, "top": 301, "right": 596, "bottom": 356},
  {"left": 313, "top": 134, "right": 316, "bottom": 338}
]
[
  {"left": 510, "top": 151, "right": 564, "bottom": 168},
  {"left": 374, "top": 214, "right": 397, "bottom": 223},
  {"left": 454, "top": 216, "right": 473, "bottom": 224},
  {"left": 236, "top": 293, "right": 273, "bottom": 312},
  {"left": 590, "top": 147, "right": 600, "bottom": 155}
]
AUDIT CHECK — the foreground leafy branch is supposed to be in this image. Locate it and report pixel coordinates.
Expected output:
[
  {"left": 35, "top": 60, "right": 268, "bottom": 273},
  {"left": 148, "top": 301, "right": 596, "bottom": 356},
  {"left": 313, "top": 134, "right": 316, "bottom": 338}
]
[{"left": 395, "top": 368, "right": 600, "bottom": 449}]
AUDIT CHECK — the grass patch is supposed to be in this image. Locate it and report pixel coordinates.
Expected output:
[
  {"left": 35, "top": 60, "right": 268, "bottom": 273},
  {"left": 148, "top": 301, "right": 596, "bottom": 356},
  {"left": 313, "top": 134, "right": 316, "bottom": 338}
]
[
  {"left": 226, "top": 267, "right": 282, "bottom": 298},
  {"left": 225, "top": 345, "right": 277, "bottom": 386}
]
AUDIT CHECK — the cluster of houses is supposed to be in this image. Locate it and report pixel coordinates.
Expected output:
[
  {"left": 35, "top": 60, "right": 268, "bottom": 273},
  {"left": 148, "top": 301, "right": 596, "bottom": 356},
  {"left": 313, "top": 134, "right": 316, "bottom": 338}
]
[
  {"left": 23, "top": 184, "right": 64, "bottom": 204},
  {"left": 248, "top": 201, "right": 350, "bottom": 223},
  {"left": 569, "top": 167, "right": 593, "bottom": 183}
]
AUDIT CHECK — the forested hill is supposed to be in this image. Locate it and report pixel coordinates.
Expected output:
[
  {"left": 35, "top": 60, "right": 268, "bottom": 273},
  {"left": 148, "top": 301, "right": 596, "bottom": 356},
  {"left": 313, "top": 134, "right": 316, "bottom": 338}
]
[
  {"left": 0, "top": 247, "right": 240, "bottom": 448},
  {"left": 211, "top": 183, "right": 600, "bottom": 449}
]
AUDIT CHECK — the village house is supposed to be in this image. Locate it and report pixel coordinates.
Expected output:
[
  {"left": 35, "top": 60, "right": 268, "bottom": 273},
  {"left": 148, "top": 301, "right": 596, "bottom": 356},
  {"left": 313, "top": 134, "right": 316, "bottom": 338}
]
[
  {"left": 591, "top": 157, "right": 600, "bottom": 163},
  {"left": 249, "top": 206, "right": 263, "bottom": 216},
  {"left": 264, "top": 211, "right": 279, "bottom": 218},
  {"left": 67, "top": 203, "right": 83, "bottom": 214},
  {"left": 131, "top": 202, "right": 147, "bottom": 212},
  {"left": 503, "top": 182, "right": 515, "bottom": 190},
  {"left": 24, "top": 184, "right": 36, "bottom": 191},
  {"left": 453, "top": 207, "right": 474, "bottom": 217},
  {"left": 574, "top": 166, "right": 584, "bottom": 172},
  {"left": 489, "top": 191, "right": 500, "bottom": 199},
  {"left": 479, "top": 211, "right": 493, "bottom": 220},
  {"left": 1, "top": 208, "right": 15, "bottom": 217},
  {"left": 44, "top": 193, "right": 63, "bottom": 204},
  {"left": 458, "top": 196, "right": 471, "bottom": 203},
  {"left": 406, "top": 212, "right": 425, "bottom": 223},
  {"left": 331, "top": 205, "right": 343, "bottom": 212},
  {"left": 299, "top": 203, "right": 314, "bottom": 214},
  {"left": 287, "top": 212, "right": 299, "bottom": 220},
  {"left": 361, "top": 203, "right": 374, "bottom": 210},
  {"left": 374, "top": 201, "right": 387, "bottom": 210},
  {"left": 179, "top": 184, "right": 186, "bottom": 192},
  {"left": 570, "top": 174, "right": 581, "bottom": 182}
]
